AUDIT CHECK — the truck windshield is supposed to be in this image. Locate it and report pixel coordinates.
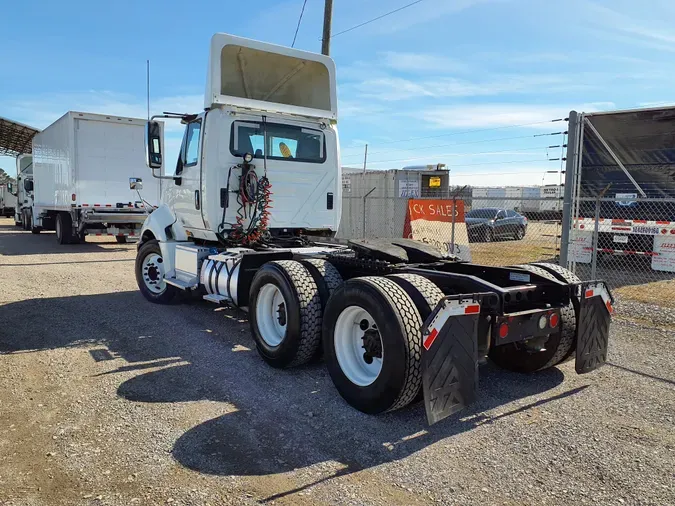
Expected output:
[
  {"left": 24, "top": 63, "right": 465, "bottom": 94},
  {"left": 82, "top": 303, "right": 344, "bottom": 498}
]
[{"left": 230, "top": 120, "right": 325, "bottom": 163}]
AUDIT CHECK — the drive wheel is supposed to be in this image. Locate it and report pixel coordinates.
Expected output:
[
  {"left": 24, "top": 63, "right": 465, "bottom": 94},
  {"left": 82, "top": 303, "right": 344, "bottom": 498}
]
[
  {"left": 116, "top": 236, "right": 128, "bottom": 244},
  {"left": 249, "top": 260, "right": 322, "bottom": 368},
  {"left": 489, "top": 264, "right": 575, "bottom": 372},
  {"left": 135, "top": 239, "right": 177, "bottom": 304},
  {"left": 532, "top": 262, "right": 581, "bottom": 362},
  {"left": 323, "top": 276, "right": 423, "bottom": 414},
  {"left": 55, "top": 213, "right": 74, "bottom": 244}
]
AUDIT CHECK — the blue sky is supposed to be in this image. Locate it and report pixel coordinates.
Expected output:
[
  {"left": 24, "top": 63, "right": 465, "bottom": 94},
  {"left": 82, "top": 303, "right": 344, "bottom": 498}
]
[{"left": 1, "top": 0, "right": 674, "bottom": 185}]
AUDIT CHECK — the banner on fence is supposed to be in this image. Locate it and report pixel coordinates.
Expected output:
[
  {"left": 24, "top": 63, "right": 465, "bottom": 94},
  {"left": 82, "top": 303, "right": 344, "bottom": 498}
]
[
  {"left": 569, "top": 229, "right": 593, "bottom": 263},
  {"left": 404, "top": 199, "right": 472, "bottom": 262},
  {"left": 652, "top": 235, "right": 675, "bottom": 272}
]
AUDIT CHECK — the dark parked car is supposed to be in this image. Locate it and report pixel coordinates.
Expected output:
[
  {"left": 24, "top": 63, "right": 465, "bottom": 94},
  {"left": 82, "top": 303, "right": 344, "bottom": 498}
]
[{"left": 466, "top": 208, "right": 528, "bottom": 242}]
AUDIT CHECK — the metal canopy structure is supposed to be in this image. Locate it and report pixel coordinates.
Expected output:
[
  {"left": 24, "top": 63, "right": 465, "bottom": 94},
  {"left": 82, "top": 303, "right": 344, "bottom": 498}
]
[{"left": 0, "top": 116, "right": 41, "bottom": 157}]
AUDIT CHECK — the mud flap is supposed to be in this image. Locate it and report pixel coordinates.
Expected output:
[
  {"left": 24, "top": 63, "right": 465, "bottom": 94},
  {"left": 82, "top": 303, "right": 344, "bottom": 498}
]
[
  {"left": 575, "top": 282, "right": 613, "bottom": 374},
  {"left": 421, "top": 296, "right": 481, "bottom": 425}
]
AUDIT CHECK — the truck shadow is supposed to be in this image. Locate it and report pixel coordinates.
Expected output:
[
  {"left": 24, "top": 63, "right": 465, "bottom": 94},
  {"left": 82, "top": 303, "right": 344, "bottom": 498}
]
[
  {"left": 0, "top": 290, "right": 580, "bottom": 492},
  {"left": 0, "top": 225, "right": 129, "bottom": 255}
]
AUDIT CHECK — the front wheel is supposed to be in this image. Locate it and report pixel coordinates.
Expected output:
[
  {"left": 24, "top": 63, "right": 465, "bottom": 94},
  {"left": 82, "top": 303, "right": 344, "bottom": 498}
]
[
  {"left": 135, "top": 239, "right": 177, "bottom": 304},
  {"left": 514, "top": 227, "right": 525, "bottom": 240}
]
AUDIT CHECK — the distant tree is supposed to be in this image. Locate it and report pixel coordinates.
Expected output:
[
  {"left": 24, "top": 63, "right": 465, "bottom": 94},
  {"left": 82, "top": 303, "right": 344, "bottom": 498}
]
[{"left": 0, "top": 168, "right": 16, "bottom": 185}]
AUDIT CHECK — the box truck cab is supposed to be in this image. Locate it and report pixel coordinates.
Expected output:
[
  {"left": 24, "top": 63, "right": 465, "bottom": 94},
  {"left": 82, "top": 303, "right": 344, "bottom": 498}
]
[{"left": 14, "top": 154, "right": 34, "bottom": 228}]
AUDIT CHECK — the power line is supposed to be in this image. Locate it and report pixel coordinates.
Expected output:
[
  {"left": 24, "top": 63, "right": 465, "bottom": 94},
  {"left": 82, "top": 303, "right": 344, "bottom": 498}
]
[
  {"left": 330, "top": 0, "right": 425, "bottom": 39},
  {"left": 291, "top": 0, "right": 308, "bottom": 48},
  {"left": 341, "top": 132, "right": 566, "bottom": 160},
  {"left": 346, "top": 157, "right": 560, "bottom": 169},
  {"left": 341, "top": 118, "right": 567, "bottom": 152},
  {"left": 343, "top": 143, "right": 564, "bottom": 161}
]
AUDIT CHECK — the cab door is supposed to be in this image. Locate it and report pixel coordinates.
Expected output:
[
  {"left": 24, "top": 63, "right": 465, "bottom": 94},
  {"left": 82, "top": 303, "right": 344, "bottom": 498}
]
[{"left": 169, "top": 118, "right": 206, "bottom": 232}]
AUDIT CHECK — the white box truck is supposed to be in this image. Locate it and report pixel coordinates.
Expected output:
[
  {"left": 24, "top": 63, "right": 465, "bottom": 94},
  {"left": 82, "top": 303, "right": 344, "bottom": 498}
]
[
  {"left": 28, "top": 112, "right": 161, "bottom": 243},
  {"left": 0, "top": 183, "right": 16, "bottom": 217}
]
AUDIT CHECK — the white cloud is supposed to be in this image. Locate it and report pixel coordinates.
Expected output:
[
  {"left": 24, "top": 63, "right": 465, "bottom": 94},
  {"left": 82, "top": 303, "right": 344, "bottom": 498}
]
[
  {"left": 352, "top": 73, "right": 593, "bottom": 102},
  {"left": 380, "top": 51, "right": 470, "bottom": 73},
  {"left": 418, "top": 102, "right": 616, "bottom": 129}
]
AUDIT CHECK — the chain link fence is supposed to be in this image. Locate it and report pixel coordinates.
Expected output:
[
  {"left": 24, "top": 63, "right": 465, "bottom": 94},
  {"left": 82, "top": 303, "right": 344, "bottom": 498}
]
[
  {"left": 563, "top": 108, "right": 675, "bottom": 309},
  {"left": 337, "top": 194, "right": 563, "bottom": 268}
]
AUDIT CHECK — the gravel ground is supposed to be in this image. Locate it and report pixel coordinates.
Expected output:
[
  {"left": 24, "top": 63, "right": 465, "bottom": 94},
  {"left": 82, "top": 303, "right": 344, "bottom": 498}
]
[{"left": 0, "top": 217, "right": 673, "bottom": 506}]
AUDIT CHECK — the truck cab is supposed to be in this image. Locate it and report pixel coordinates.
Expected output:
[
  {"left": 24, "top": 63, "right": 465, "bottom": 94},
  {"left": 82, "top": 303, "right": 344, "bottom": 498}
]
[
  {"left": 142, "top": 33, "right": 340, "bottom": 252},
  {"left": 14, "top": 154, "right": 34, "bottom": 228}
]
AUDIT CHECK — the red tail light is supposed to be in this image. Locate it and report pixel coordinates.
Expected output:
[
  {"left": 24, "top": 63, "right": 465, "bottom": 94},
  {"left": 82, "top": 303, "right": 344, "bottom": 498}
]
[
  {"left": 498, "top": 322, "right": 509, "bottom": 339},
  {"left": 549, "top": 313, "right": 559, "bottom": 328}
]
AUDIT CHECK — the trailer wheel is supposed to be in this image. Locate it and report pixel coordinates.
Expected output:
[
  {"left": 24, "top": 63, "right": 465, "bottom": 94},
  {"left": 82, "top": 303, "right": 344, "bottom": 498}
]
[
  {"left": 135, "top": 239, "right": 177, "bottom": 304},
  {"left": 116, "top": 236, "right": 128, "bottom": 244},
  {"left": 489, "top": 264, "right": 576, "bottom": 372},
  {"left": 249, "top": 260, "right": 322, "bottom": 368},
  {"left": 55, "top": 213, "right": 74, "bottom": 244},
  {"left": 323, "top": 276, "right": 423, "bottom": 414}
]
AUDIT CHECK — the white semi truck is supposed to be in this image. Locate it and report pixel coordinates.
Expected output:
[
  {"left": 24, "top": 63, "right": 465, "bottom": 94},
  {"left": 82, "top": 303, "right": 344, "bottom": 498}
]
[
  {"left": 27, "top": 112, "right": 161, "bottom": 243},
  {"left": 134, "top": 33, "right": 613, "bottom": 424}
]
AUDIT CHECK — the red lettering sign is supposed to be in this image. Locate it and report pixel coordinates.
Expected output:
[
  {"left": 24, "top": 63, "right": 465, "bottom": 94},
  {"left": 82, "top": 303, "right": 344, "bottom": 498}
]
[{"left": 407, "top": 199, "right": 465, "bottom": 223}]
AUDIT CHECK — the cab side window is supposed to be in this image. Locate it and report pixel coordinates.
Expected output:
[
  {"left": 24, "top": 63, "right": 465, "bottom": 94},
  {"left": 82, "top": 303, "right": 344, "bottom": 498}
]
[{"left": 184, "top": 121, "right": 202, "bottom": 166}]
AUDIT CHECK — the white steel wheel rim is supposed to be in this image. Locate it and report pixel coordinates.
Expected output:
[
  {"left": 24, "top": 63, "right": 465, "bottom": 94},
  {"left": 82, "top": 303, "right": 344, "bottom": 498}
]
[
  {"left": 256, "top": 283, "right": 287, "bottom": 347},
  {"left": 334, "top": 306, "right": 383, "bottom": 387},
  {"left": 55, "top": 218, "right": 61, "bottom": 238},
  {"left": 142, "top": 253, "right": 166, "bottom": 294}
]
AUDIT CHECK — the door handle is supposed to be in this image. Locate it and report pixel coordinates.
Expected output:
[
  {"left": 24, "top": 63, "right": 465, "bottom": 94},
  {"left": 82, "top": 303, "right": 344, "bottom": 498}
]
[{"left": 195, "top": 190, "right": 200, "bottom": 210}]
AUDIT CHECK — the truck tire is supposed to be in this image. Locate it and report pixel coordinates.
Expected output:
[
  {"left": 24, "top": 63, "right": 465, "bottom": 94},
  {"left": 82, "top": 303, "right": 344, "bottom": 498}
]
[
  {"left": 299, "top": 258, "right": 343, "bottom": 309},
  {"left": 135, "top": 239, "right": 178, "bottom": 304},
  {"left": 249, "top": 260, "right": 322, "bottom": 368},
  {"left": 387, "top": 274, "right": 444, "bottom": 322},
  {"left": 22, "top": 211, "right": 29, "bottom": 231},
  {"left": 116, "top": 236, "right": 128, "bottom": 244},
  {"left": 55, "top": 213, "right": 74, "bottom": 244},
  {"left": 532, "top": 262, "right": 581, "bottom": 363},
  {"left": 323, "top": 276, "right": 423, "bottom": 414},
  {"left": 489, "top": 264, "right": 576, "bottom": 372}
]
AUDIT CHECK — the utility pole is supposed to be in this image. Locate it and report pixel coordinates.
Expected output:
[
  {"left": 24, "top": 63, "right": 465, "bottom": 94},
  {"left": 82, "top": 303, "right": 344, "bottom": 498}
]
[
  {"left": 362, "top": 144, "right": 368, "bottom": 174},
  {"left": 322, "top": 0, "right": 333, "bottom": 55}
]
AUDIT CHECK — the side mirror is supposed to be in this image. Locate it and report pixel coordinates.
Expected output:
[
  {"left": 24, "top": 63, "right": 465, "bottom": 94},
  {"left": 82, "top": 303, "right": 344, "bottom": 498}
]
[
  {"left": 24, "top": 179, "right": 33, "bottom": 192},
  {"left": 129, "top": 177, "right": 143, "bottom": 190},
  {"left": 145, "top": 120, "right": 163, "bottom": 169},
  {"left": 7, "top": 183, "right": 13, "bottom": 194}
]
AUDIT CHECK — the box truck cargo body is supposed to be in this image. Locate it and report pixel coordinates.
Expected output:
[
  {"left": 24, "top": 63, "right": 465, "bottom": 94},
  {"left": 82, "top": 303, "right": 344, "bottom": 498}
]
[
  {"left": 471, "top": 187, "right": 522, "bottom": 211},
  {"left": 30, "top": 112, "right": 161, "bottom": 243}
]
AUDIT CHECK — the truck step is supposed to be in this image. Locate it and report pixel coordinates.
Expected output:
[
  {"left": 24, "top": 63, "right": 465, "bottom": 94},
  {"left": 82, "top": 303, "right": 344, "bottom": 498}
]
[
  {"left": 164, "top": 277, "right": 197, "bottom": 290},
  {"left": 203, "top": 293, "right": 230, "bottom": 304}
]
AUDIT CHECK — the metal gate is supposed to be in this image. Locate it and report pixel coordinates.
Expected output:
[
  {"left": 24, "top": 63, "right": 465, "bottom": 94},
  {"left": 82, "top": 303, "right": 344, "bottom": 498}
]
[{"left": 560, "top": 107, "right": 675, "bottom": 308}]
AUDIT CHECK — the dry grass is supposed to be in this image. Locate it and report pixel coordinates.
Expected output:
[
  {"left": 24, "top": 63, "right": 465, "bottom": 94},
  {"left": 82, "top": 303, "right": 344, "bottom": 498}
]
[
  {"left": 614, "top": 279, "right": 675, "bottom": 308},
  {"left": 468, "top": 222, "right": 560, "bottom": 266}
]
